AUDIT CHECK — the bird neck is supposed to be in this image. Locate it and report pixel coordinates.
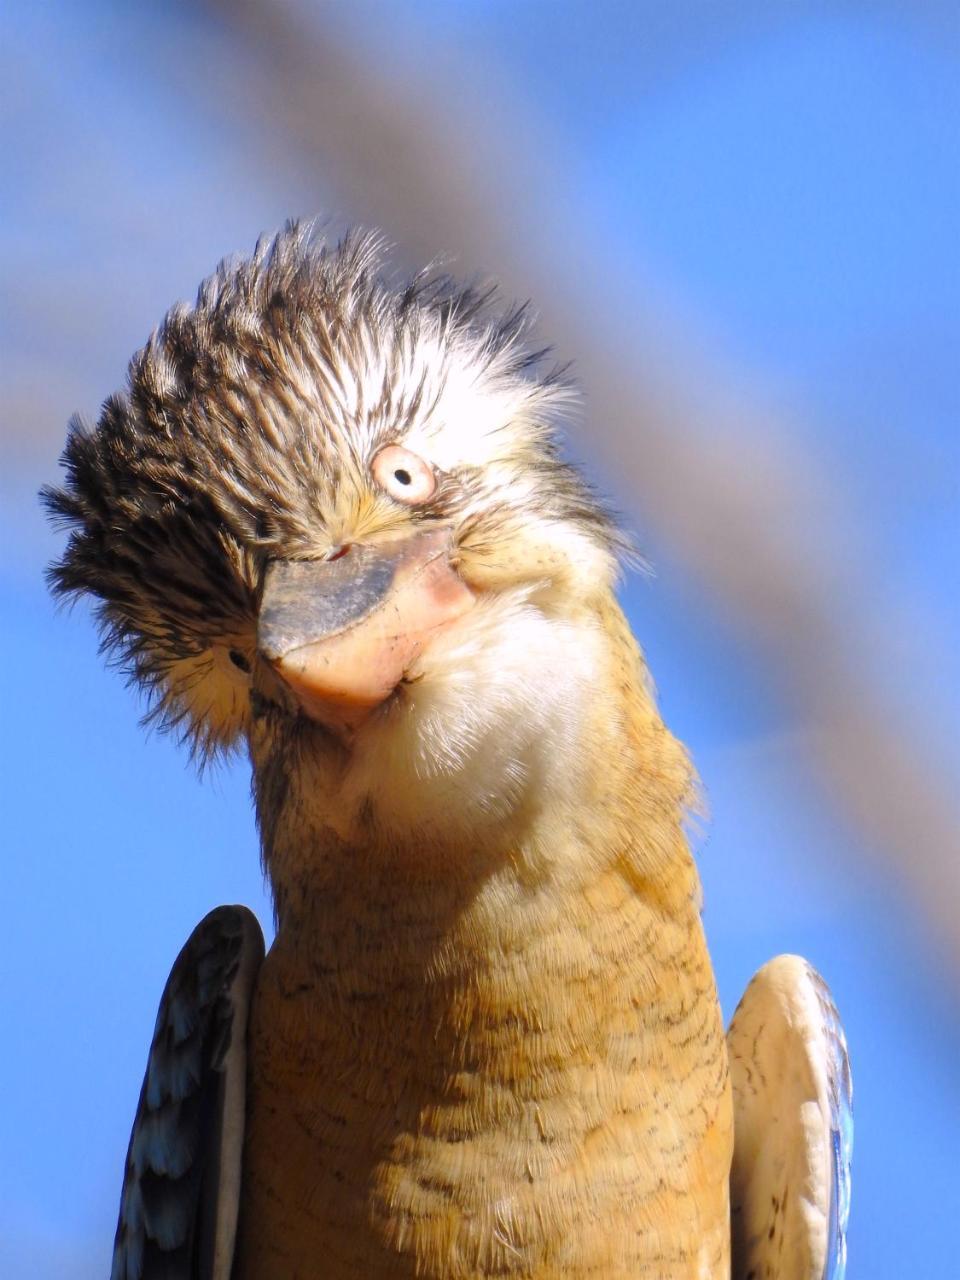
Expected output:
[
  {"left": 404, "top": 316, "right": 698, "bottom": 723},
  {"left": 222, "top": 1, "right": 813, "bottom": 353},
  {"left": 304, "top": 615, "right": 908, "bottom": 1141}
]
[{"left": 259, "top": 596, "right": 702, "bottom": 1008}]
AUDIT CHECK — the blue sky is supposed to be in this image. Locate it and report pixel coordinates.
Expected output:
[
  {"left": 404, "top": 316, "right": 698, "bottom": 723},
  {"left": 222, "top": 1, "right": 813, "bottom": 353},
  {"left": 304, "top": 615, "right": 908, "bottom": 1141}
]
[{"left": 2, "top": 3, "right": 958, "bottom": 1275}]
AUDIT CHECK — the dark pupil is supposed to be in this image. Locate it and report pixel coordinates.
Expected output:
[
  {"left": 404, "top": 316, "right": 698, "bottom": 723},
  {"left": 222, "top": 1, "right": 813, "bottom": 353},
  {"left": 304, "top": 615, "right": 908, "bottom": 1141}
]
[
  {"left": 394, "top": 468, "right": 412, "bottom": 486},
  {"left": 229, "top": 649, "right": 251, "bottom": 673}
]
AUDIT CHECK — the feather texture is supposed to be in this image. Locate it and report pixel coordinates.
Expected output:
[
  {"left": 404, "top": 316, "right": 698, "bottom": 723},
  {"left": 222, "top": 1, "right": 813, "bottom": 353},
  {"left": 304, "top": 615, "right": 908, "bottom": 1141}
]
[
  {"left": 42, "top": 223, "right": 620, "bottom": 763},
  {"left": 727, "top": 955, "right": 853, "bottom": 1280},
  {"left": 111, "top": 906, "right": 264, "bottom": 1280}
]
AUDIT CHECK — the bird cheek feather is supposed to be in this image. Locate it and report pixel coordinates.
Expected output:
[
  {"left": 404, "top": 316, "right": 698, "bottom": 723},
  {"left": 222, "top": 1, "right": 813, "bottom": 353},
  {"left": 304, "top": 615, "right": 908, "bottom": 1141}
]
[
  {"left": 157, "top": 644, "right": 257, "bottom": 758},
  {"left": 458, "top": 514, "right": 617, "bottom": 607}
]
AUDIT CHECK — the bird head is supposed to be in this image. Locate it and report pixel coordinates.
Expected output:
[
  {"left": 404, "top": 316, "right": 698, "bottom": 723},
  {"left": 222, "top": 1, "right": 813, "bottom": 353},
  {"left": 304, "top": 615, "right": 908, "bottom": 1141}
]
[{"left": 45, "top": 226, "right": 632, "bottom": 856}]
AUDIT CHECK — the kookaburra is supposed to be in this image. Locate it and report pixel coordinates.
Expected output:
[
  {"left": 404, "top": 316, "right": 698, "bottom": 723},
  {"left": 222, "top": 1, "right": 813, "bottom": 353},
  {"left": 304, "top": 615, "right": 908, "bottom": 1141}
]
[{"left": 45, "top": 225, "right": 851, "bottom": 1280}]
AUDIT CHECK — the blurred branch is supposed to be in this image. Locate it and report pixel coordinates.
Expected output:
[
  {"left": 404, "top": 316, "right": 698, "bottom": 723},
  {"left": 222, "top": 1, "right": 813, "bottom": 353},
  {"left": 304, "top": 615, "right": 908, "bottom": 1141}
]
[{"left": 195, "top": 0, "right": 957, "bottom": 970}]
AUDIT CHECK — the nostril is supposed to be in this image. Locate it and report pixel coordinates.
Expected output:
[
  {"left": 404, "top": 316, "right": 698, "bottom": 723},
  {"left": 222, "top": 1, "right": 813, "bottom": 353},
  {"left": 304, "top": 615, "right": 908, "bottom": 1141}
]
[{"left": 325, "top": 544, "right": 351, "bottom": 563}]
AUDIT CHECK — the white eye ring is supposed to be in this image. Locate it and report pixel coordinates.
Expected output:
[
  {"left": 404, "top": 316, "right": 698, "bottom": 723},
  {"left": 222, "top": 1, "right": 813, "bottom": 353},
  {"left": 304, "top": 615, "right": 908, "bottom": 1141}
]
[{"left": 371, "top": 445, "right": 436, "bottom": 505}]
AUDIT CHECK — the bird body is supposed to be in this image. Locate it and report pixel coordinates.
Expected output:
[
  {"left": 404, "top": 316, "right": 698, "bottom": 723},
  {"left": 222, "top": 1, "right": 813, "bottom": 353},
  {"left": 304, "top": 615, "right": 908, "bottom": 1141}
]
[
  {"left": 236, "top": 593, "right": 732, "bottom": 1277},
  {"left": 44, "top": 225, "right": 849, "bottom": 1279}
]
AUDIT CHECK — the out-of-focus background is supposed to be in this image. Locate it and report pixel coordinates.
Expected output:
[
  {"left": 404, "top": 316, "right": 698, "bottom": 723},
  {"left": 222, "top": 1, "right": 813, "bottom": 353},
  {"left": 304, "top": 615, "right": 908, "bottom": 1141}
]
[{"left": 2, "top": 2, "right": 957, "bottom": 1274}]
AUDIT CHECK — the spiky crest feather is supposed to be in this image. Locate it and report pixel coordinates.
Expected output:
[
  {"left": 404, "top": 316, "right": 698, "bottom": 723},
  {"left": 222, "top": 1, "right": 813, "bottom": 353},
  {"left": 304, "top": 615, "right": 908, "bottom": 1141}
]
[{"left": 43, "top": 222, "right": 620, "bottom": 760}]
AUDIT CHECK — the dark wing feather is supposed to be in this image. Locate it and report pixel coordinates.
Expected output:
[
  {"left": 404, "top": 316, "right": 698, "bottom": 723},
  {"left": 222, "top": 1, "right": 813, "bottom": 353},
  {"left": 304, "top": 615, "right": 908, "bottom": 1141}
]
[{"left": 111, "top": 906, "right": 265, "bottom": 1280}]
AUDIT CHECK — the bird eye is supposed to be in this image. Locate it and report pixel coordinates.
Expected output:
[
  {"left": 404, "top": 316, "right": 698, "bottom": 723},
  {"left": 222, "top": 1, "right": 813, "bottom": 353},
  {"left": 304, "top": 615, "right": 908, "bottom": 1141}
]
[
  {"left": 229, "top": 649, "right": 252, "bottom": 673},
  {"left": 371, "top": 445, "right": 436, "bottom": 505}
]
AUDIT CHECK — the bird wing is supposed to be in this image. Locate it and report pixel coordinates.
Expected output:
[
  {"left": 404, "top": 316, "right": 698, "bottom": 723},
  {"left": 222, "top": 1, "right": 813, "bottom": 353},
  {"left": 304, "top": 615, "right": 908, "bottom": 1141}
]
[
  {"left": 727, "top": 954, "right": 853, "bottom": 1280},
  {"left": 111, "top": 905, "right": 265, "bottom": 1280}
]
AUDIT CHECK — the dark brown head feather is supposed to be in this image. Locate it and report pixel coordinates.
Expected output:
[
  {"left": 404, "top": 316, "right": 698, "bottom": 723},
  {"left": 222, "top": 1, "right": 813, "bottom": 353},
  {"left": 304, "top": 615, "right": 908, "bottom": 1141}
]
[{"left": 43, "top": 222, "right": 620, "bottom": 759}]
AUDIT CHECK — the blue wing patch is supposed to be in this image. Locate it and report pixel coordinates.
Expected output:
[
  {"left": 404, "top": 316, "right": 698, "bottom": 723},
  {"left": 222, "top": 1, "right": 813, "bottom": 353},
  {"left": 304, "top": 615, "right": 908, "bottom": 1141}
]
[{"left": 818, "top": 972, "right": 854, "bottom": 1280}]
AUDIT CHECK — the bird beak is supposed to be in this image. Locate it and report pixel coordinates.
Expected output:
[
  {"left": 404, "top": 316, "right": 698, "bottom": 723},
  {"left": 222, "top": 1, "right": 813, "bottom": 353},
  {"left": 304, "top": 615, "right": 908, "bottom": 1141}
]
[{"left": 257, "top": 528, "right": 474, "bottom": 729}]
